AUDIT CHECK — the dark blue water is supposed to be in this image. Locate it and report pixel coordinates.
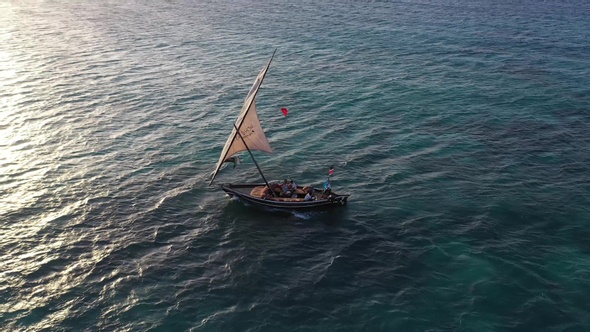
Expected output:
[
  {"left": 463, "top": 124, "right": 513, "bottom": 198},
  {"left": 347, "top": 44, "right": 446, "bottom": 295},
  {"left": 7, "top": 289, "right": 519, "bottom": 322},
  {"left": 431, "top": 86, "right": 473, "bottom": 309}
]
[{"left": 1, "top": 0, "right": 590, "bottom": 330}]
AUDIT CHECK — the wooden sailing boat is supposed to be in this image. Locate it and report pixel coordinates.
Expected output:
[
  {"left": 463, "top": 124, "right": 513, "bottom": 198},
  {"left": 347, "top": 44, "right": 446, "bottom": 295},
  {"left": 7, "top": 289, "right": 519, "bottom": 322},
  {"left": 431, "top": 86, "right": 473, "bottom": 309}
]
[{"left": 209, "top": 51, "right": 350, "bottom": 210}]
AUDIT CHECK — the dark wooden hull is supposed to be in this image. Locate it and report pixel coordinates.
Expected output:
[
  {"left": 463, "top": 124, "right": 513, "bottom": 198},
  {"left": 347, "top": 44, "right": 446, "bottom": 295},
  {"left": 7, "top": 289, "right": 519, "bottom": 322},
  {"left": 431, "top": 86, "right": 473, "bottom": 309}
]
[{"left": 220, "top": 183, "right": 350, "bottom": 211}]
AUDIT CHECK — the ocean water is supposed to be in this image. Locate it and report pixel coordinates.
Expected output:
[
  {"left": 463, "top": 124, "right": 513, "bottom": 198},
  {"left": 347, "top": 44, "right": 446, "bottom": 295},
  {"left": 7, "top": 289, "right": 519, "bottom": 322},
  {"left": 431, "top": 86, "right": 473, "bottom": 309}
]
[{"left": 1, "top": 0, "right": 590, "bottom": 330}]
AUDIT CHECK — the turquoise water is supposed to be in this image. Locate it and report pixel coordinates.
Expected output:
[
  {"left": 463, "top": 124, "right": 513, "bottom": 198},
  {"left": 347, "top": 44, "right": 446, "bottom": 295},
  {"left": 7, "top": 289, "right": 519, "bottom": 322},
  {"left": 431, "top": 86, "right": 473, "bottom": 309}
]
[{"left": 1, "top": 0, "right": 590, "bottom": 330}]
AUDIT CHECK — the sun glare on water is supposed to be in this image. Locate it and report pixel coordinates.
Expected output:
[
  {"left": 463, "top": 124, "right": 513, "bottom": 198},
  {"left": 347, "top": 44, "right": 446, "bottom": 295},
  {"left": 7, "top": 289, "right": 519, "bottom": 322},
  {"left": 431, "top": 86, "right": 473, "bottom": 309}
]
[{"left": 0, "top": 42, "right": 41, "bottom": 216}]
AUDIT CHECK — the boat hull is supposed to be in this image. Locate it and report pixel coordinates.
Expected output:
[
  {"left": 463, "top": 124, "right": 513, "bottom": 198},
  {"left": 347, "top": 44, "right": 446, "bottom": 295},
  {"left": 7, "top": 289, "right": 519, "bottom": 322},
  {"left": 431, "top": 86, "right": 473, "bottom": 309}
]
[{"left": 220, "top": 183, "right": 349, "bottom": 211}]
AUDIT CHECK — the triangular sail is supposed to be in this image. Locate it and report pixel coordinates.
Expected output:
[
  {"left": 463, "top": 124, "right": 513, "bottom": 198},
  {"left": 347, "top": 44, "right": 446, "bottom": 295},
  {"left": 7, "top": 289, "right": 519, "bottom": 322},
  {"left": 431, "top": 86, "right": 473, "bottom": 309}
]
[{"left": 210, "top": 52, "right": 275, "bottom": 184}]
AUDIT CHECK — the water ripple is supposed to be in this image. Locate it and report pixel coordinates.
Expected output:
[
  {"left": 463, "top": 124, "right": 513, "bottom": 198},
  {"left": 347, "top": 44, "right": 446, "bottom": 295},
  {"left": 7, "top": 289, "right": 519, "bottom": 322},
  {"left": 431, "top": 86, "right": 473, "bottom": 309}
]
[{"left": 2, "top": 0, "right": 590, "bottom": 331}]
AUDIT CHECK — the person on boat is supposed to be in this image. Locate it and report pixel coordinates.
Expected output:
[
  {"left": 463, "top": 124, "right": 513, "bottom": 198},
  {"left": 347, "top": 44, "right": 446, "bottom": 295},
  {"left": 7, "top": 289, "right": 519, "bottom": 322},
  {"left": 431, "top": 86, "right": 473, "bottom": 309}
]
[
  {"left": 281, "top": 179, "right": 291, "bottom": 197},
  {"left": 304, "top": 188, "right": 314, "bottom": 201},
  {"left": 323, "top": 177, "right": 332, "bottom": 196},
  {"left": 270, "top": 182, "right": 281, "bottom": 195},
  {"left": 289, "top": 179, "right": 298, "bottom": 190},
  {"left": 322, "top": 177, "right": 332, "bottom": 199},
  {"left": 288, "top": 179, "right": 299, "bottom": 198}
]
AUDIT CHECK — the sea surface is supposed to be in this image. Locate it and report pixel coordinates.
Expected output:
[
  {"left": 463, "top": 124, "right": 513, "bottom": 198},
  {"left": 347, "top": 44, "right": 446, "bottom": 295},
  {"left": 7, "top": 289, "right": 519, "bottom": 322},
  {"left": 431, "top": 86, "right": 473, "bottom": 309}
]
[{"left": 1, "top": 0, "right": 590, "bottom": 331}]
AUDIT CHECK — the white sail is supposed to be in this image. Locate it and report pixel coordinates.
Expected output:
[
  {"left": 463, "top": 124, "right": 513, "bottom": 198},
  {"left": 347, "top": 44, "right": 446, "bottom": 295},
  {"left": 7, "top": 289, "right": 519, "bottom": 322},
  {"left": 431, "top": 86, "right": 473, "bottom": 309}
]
[{"left": 210, "top": 54, "right": 275, "bottom": 184}]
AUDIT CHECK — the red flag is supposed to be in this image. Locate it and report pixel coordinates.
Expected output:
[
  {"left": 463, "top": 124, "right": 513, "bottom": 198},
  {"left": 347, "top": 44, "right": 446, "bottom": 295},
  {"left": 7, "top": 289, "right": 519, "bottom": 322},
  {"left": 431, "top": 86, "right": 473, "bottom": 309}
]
[{"left": 281, "top": 107, "right": 288, "bottom": 116}]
